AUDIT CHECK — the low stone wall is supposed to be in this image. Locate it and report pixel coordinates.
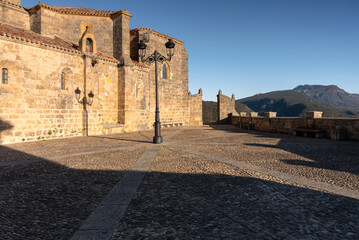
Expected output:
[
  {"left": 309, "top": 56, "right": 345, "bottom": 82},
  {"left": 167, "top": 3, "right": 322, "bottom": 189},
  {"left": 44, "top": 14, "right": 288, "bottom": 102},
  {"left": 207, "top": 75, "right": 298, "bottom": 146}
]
[{"left": 231, "top": 112, "right": 359, "bottom": 141}]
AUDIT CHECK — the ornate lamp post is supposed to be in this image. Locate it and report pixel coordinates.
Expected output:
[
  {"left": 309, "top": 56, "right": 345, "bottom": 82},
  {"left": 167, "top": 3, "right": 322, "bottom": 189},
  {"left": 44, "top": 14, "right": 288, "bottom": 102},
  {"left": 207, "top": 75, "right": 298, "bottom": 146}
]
[
  {"left": 138, "top": 39, "right": 175, "bottom": 144},
  {"left": 75, "top": 87, "right": 94, "bottom": 136},
  {"left": 75, "top": 87, "right": 94, "bottom": 106}
]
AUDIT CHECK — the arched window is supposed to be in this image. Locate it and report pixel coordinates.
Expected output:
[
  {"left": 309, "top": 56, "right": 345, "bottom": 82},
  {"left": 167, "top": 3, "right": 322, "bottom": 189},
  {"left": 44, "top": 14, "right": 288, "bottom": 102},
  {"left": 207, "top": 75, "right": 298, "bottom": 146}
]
[
  {"left": 61, "top": 72, "right": 65, "bottom": 90},
  {"left": 162, "top": 64, "right": 167, "bottom": 79},
  {"left": 2, "top": 68, "right": 8, "bottom": 84},
  {"left": 86, "top": 38, "right": 94, "bottom": 52}
]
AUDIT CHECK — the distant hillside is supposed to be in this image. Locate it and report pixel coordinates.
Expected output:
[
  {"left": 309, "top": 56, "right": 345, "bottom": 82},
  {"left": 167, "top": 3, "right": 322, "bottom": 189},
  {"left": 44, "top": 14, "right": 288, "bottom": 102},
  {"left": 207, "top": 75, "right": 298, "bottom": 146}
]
[
  {"left": 235, "top": 102, "right": 252, "bottom": 114},
  {"left": 203, "top": 85, "right": 359, "bottom": 122},
  {"left": 294, "top": 84, "right": 359, "bottom": 111},
  {"left": 238, "top": 89, "right": 359, "bottom": 118}
]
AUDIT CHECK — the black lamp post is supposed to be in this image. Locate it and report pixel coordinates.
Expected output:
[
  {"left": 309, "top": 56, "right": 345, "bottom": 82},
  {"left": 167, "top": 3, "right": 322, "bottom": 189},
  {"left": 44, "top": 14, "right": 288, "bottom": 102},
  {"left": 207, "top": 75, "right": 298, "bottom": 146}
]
[
  {"left": 75, "top": 87, "right": 94, "bottom": 105},
  {"left": 138, "top": 39, "right": 175, "bottom": 144},
  {"left": 75, "top": 87, "right": 94, "bottom": 137}
]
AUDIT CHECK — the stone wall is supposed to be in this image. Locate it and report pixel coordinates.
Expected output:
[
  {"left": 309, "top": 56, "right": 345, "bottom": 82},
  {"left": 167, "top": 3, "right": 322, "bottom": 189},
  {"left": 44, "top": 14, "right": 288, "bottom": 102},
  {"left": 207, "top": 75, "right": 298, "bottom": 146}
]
[
  {"left": 0, "top": 38, "right": 119, "bottom": 144},
  {"left": 30, "top": 8, "right": 114, "bottom": 56},
  {"left": 118, "top": 64, "right": 153, "bottom": 131},
  {"left": 0, "top": 1, "right": 30, "bottom": 30},
  {"left": 131, "top": 28, "right": 191, "bottom": 126},
  {"left": 231, "top": 113, "right": 359, "bottom": 141},
  {"left": 217, "top": 90, "right": 238, "bottom": 123},
  {"left": 189, "top": 89, "right": 203, "bottom": 126},
  {"left": 0, "top": 2, "right": 203, "bottom": 144}
]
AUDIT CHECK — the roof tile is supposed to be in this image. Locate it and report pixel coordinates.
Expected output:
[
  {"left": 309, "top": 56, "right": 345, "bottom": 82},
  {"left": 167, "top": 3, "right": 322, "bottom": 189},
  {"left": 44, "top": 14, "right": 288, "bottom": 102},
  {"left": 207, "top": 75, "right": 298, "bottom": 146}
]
[{"left": 26, "top": 2, "right": 131, "bottom": 18}]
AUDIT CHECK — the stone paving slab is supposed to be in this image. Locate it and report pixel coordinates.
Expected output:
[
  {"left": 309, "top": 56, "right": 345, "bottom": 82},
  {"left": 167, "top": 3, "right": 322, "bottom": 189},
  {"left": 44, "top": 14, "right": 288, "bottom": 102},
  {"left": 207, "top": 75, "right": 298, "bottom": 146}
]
[{"left": 71, "top": 146, "right": 160, "bottom": 240}]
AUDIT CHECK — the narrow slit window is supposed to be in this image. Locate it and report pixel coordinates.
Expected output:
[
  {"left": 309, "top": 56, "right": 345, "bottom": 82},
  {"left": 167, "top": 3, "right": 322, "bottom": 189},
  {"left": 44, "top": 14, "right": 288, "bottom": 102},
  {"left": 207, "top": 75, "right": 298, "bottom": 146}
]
[
  {"left": 2, "top": 68, "right": 8, "bottom": 84},
  {"left": 61, "top": 72, "right": 65, "bottom": 90},
  {"left": 162, "top": 64, "right": 167, "bottom": 79},
  {"left": 135, "top": 83, "right": 138, "bottom": 98}
]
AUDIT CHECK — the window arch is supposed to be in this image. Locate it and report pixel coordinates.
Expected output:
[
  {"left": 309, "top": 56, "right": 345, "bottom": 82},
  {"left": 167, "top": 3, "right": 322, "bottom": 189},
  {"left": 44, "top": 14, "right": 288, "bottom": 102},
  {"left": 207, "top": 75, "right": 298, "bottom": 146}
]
[
  {"left": 162, "top": 62, "right": 171, "bottom": 80},
  {"left": 61, "top": 72, "right": 65, "bottom": 90},
  {"left": 162, "top": 64, "right": 167, "bottom": 79},
  {"left": 86, "top": 38, "right": 94, "bottom": 52},
  {"left": 2, "top": 68, "right": 8, "bottom": 84}
]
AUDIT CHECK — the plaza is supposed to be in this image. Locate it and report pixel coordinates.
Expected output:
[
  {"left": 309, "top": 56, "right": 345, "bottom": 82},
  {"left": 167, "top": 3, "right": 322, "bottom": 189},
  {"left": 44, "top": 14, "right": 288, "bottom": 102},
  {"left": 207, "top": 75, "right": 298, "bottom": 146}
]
[{"left": 1, "top": 126, "right": 358, "bottom": 239}]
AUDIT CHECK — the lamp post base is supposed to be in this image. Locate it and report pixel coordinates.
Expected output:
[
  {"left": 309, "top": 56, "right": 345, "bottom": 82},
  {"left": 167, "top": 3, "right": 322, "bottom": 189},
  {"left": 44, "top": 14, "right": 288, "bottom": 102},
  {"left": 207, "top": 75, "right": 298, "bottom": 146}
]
[{"left": 153, "top": 136, "right": 163, "bottom": 144}]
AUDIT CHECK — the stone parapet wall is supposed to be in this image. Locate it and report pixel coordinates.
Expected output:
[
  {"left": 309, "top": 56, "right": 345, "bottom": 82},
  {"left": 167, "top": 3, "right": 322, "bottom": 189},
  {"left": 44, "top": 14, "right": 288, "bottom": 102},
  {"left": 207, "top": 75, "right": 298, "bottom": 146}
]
[
  {"left": 217, "top": 90, "right": 238, "bottom": 123},
  {"left": 231, "top": 114, "right": 359, "bottom": 141},
  {"left": 189, "top": 89, "right": 203, "bottom": 126}
]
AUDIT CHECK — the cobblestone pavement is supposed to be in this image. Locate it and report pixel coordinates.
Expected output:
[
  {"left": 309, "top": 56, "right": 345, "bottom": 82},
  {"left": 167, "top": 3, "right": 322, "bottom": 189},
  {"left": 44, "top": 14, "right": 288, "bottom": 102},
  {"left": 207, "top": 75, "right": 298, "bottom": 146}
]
[{"left": 1, "top": 126, "right": 358, "bottom": 239}]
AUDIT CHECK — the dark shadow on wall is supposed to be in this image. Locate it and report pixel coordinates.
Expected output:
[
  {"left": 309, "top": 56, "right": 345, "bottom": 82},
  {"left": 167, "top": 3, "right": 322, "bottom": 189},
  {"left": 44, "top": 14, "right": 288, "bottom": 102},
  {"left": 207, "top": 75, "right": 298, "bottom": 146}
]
[
  {"left": 0, "top": 118, "right": 13, "bottom": 143},
  {"left": 207, "top": 124, "right": 359, "bottom": 176}
]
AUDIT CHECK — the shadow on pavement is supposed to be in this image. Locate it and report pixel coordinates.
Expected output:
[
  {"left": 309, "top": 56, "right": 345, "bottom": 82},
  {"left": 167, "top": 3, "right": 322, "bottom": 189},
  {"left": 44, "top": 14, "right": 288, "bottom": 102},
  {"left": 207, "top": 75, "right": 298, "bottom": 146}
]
[
  {"left": 0, "top": 123, "right": 358, "bottom": 239},
  {"left": 0, "top": 143, "right": 358, "bottom": 239},
  {"left": 90, "top": 135, "right": 152, "bottom": 144},
  {"left": 208, "top": 124, "right": 359, "bottom": 176}
]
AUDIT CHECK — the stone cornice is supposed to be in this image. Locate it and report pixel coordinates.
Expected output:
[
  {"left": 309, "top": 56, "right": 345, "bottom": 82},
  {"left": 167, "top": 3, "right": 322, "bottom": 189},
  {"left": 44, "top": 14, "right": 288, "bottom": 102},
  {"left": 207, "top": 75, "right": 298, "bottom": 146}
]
[
  {"left": 131, "top": 27, "right": 184, "bottom": 45},
  {"left": 0, "top": 0, "right": 22, "bottom": 8},
  {"left": 0, "top": 0, "right": 27, "bottom": 12},
  {"left": 26, "top": 2, "right": 131, "bottom": 18},
  {"left": 132, "top": 60, "right": 149, "bottom": 68}
]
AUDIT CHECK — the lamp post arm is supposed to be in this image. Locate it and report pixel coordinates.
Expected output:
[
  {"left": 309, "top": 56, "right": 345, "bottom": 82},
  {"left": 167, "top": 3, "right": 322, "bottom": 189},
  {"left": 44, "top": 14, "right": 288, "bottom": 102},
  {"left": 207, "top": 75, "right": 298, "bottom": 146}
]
[{"left": 141, "top": 50, "right": 170, "bottom": 64}]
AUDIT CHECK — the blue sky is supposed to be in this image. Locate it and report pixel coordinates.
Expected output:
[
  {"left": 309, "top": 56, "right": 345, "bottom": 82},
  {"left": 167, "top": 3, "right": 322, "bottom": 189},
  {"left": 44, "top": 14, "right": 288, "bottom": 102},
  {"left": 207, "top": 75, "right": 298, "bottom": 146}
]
[{"left": 23, "top": 0, "right": 359, "bottom": 101}]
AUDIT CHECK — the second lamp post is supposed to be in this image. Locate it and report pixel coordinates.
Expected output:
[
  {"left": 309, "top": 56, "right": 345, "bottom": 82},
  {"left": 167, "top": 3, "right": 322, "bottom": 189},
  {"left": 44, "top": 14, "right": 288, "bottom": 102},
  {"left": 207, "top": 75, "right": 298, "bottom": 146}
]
[{"left": 137, "top": 38, "right": 175, "bottom": 144}]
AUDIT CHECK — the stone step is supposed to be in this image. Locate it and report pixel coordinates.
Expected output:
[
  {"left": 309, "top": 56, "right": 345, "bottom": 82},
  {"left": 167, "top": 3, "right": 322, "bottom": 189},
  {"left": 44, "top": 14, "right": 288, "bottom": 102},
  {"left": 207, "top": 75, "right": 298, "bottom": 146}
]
[{"left": 101, "top": 124, "right": 124, "bottom": 134}]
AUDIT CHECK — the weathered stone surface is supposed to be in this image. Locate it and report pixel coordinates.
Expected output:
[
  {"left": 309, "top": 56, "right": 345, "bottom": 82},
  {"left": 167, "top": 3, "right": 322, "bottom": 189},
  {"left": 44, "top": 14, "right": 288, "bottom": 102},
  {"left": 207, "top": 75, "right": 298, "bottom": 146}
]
[
  {"left": 0, "top": 1, "right": 202, "bottom": 144},
  {"left": 231, "top": 113, "right": 359, "bottom": 140},
  {"left": 0, "top": 0, "right": 29, "bottom": 30},
  {"left": 217, "top": 90, "right": 238, "bottom": 123}
]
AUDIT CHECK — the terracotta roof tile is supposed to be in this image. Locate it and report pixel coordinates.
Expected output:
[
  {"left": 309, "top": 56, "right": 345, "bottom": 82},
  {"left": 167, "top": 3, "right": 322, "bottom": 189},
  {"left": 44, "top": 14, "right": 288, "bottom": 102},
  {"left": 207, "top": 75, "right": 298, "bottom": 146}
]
[
  {"left": 0, "top": 0, "right": 22, "bottom": 8},
  {"left": 27, "top": 2, "right": 132, "bottom": 18},
  {"left": 0, "top": 23, "right": 119, "bottom": 63},
  {"left": 0, "top": 23, "right": 78, "bottom": 51},
  {"left": 132, "top": 60, "right": 149, "bottom": 68}
]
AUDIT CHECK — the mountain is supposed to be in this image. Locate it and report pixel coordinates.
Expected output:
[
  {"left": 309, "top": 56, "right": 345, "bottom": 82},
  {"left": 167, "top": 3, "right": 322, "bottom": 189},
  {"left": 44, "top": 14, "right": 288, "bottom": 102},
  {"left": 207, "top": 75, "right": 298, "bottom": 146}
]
[
  {"left": 237, "top": 87, "right": 359, "bottom": 118},
  {"left": 203, "top": 85, "right": 359, "bottom": 122},
  {"left": 293, "top": 85, "right": 359, "bottom": 111}
]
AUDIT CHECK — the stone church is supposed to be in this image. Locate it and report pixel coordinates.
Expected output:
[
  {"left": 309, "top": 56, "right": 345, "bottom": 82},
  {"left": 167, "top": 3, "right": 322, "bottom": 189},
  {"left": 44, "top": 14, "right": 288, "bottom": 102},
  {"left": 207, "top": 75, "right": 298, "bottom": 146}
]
[{"left": 0, "top": 0, "right": 203, "bottom": 144}]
